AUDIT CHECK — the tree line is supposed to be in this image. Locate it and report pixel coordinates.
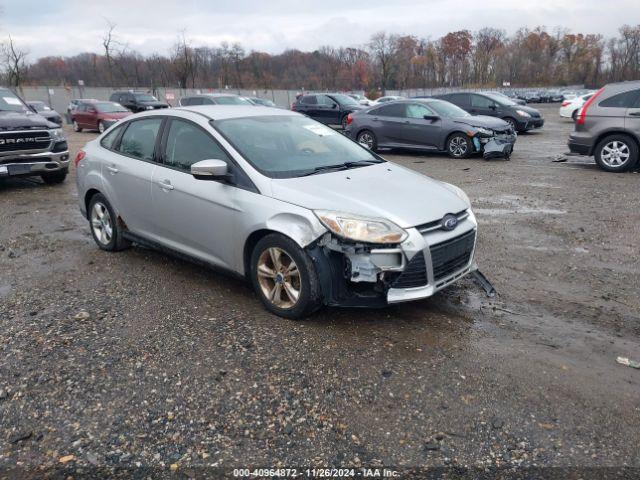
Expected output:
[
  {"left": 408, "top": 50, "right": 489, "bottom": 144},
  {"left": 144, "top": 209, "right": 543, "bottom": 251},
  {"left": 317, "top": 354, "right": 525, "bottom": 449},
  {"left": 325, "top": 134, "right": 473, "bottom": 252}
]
[{"left": 2, "top": 24, "right": 640, "bottom": 94}]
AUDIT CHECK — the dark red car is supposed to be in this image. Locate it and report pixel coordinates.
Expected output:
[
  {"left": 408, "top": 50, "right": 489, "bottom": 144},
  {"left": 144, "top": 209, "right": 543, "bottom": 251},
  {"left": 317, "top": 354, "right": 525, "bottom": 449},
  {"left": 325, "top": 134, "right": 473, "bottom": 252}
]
[{"left": 71, "top": 100, "right": 132, "bottom": 133}]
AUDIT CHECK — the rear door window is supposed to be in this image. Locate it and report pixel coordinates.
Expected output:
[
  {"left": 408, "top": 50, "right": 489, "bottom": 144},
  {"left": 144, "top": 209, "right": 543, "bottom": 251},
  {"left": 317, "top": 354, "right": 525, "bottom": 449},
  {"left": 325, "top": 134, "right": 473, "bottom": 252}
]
[
  {"left": 599, "top": 89, "right": 640, "bottom": 108},
  {"left": 445, "top": 93, "right": 470, "bottom": 107},
  {"left": 117, "top": 118, "right": 163, "bottom": 161},
  {"left": 300, "top": 95, "right": 317, "bottom": 105},
  {"left": 471, "top": 95, "right": 495, "bottom": 108},
  {"left": 100, "top": 124, "right": 124, "bottom": 149},
  {"left": 372, "top": 103, "right": 405, "bottom": 117}
]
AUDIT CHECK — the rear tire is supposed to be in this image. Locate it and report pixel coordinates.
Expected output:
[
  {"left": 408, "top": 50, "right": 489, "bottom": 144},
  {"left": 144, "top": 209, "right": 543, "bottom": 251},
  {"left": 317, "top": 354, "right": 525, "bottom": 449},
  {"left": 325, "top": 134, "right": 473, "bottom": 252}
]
[
  {"left": 356, "top": 130, "right": 378, "bottom": 151},
  {"left": 250, "top": 233, "right": 323, "bottom": 319},
  {"left": 41, "top": 169, "right": 67, "bottom": 185},
  {"left": 73, "top": 120, "right": 82, "bottom": 132},
  {"left": 98, "top": 121, "right": 106, "bottom": 133},
  {"left": 571, "top": 110, "right": 578, "bottom": 121},
  {"left": 447, "top": 133, "right": 472, "bottom": 159},
  {"left": 88, "top": 193, "right": 131, "bottom": 251},
  {"left": 594, "top": 135, "right": 638, "bottom": 172}
]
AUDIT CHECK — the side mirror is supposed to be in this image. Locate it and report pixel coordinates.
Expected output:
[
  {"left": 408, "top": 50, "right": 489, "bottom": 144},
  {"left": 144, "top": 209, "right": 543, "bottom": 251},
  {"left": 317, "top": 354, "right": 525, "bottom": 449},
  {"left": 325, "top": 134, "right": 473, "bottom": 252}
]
[
  {"left": 331, "top": 103, "right": 338, "bottom": 109},
  {"left": 191, "top": 159, "right": 231, "bottom": 181},
  {"left": 423, "top": 114, "right": 440, "bottom": 122},
  {"left": 489, "top": 104, "right": 497, "bottom": 110}
]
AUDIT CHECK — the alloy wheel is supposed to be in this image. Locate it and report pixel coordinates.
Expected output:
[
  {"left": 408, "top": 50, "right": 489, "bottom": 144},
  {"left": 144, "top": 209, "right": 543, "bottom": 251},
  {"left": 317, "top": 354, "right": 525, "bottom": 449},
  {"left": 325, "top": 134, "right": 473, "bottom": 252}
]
[
  {"left": 449, "top": 136, "right": 468, "bottom": 157},
  {"left": 600, "top": 141, "right": 630, "bottom": 168},
  {"left": 98, "top": 121, "right": 105, "bottom": 133},
  {"left": 358, "top": 132, "right": 374, "bottom": 149},
  {"left": 90, "top": 202, "right": 113, "bottom": 246},
  {"left": 257, "top": 247, "right": 301, "bottom": 309}
]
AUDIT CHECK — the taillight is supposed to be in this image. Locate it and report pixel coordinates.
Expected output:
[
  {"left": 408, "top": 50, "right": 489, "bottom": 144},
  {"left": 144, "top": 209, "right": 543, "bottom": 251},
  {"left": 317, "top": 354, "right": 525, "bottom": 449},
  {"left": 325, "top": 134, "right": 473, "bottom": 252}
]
[
  {"left": 74, "top": 150, "right": 86, "bottom": 167},
  {"left": 561, "top": 101, "right": 570, "bottom": 107},
  {"left": 576, "top": 87, "right": 604, "bottom": 125},
  {"left": 346, "top": 113, "right": 353, "bottom": 125}
]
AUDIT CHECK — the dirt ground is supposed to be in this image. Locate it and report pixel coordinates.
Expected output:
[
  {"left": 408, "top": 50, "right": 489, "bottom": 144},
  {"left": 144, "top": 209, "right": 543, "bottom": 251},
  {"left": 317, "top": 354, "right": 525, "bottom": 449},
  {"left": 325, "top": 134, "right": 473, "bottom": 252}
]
[{"left": 1, "top": 104, "right": 639, "bottom": 478}]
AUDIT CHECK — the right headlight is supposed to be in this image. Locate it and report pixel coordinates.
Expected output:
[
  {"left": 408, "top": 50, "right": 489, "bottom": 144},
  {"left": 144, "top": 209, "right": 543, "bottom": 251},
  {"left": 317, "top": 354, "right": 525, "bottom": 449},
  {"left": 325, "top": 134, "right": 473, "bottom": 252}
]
[
  {"left": 314, "top": 210, "right": 408, "bottom": 244},
  {"left": 516, "top": 109, "right": 531, "bottom": 118}
]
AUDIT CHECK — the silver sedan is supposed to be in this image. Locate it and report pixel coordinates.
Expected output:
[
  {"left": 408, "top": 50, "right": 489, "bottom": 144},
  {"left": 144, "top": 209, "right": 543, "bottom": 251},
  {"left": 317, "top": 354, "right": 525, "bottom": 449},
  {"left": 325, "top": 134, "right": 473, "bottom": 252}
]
[{"left": 75, "top": 106, "right": 478, "bottom": 319}]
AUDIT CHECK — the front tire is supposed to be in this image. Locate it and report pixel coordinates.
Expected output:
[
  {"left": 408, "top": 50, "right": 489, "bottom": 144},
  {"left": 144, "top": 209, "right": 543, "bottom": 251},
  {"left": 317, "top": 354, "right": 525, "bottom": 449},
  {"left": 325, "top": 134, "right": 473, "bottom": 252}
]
[
  {"left": 41, "top": 169, "right": 67, "bottom": 185},
  {"left": 594, "top": 135, "right": 638, "bottom": 172},
  {"left": 447, "top": 133, "right": 472, "bottom": 158},
  {"left": 88, "top": 193, "right": 131, "bottom": 251},
  {"left": 503, "top": 117, "right": 519, "bottom": 133},
  {"left": 250, "top": 233, "right": 322, "bottom": 319},
  {"left": 356, "top": 130, "right": 378, "bottom": 151}
]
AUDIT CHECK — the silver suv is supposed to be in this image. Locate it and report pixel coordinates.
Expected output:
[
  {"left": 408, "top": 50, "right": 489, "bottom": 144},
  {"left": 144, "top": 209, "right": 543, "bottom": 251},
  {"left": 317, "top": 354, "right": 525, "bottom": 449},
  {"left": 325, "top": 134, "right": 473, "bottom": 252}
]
[
  {"left": 76, "top": 106, "right": 479, "bottom": 319},
  {"left": 568, "top": 80, "right": 640, "bottom": 172}
]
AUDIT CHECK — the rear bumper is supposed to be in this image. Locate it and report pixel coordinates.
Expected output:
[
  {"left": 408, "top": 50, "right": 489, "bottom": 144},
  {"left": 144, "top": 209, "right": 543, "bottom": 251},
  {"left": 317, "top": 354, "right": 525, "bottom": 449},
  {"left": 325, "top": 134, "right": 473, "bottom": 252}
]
[
  {"left": 568, "top": 133, "right": 593, "bottom": 156},
  {"left": 0, "top": 150, "right": 70, "bottom": 178}
]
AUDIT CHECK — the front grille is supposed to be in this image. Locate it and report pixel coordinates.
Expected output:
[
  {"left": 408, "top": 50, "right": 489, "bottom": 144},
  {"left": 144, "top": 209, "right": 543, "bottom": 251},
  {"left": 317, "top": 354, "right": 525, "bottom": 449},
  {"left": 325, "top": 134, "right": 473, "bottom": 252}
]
[
  {"left": 0, "top": 131, "right": 50, "bottom": 153},
  {"left": 391, "top": 252, "right": 427, "bottom": 288},
  {"left": 416, "top": 209, "right": 469, "bottom": 234},
  {"left": 430, "top": 230, "right": 476, "bottom": 281}
]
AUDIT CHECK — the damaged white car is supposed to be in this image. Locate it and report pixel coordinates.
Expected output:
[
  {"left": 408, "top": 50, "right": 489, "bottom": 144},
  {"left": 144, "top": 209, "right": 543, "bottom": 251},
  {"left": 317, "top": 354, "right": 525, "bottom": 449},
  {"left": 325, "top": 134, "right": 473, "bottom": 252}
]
[{"left": 76, "top": 106, "right": 481, "bottom": 319}]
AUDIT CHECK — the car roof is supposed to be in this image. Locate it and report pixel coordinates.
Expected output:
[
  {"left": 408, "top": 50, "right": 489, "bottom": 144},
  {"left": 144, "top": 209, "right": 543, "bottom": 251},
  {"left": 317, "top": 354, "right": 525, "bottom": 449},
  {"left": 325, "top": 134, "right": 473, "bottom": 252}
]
[
  {"left": 172, "top": 105, "right": 298, "bottom": 120},
  {"left": 185, "top": 93, "right": 244, "bottom": 98}
]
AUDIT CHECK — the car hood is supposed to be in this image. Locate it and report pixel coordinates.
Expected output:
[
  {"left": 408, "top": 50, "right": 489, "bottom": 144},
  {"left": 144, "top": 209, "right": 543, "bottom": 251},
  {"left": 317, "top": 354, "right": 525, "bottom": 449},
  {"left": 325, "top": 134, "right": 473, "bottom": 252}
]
[
  {"left": 0, "top": 110, "right": 57, "bottom": 129},
  {"left": 269, "top": 163, "right": 469, "bottom": 229},
  {"left": 39, "top": 110, "right": 61, "bottom": 119},
  {"left": 518, "top": 105, "right": 541, "bottom": 116},
  {"left": 452, "top": 115, "right": 510, "bottom": 130}
]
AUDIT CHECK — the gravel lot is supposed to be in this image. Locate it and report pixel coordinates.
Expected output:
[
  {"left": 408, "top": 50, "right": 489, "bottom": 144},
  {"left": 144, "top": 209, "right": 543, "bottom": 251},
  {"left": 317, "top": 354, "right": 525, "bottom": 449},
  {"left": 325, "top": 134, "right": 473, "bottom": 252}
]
[{"left": 1, "top": 104, "right": 639, "bottom": 477}]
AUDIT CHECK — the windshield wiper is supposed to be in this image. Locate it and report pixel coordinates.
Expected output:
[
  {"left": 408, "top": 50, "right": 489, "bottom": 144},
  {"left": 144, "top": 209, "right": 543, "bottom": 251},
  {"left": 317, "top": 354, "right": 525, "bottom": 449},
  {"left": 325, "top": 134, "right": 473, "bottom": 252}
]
[{"left": 299, "top": 159, "right": 384, "bottom": 177}]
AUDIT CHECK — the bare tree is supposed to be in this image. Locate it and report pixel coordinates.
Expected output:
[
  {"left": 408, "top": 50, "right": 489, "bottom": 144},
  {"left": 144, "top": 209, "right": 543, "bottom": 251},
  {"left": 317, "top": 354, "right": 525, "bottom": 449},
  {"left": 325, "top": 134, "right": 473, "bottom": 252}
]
[
  {"left": 1, "top": 35, "right": 29, "bottom": 89},
  {"left": 368, "top": 32, "right": 398, "bottom": 93},
  {"left": 102, "top": 20, "right": 117, "bottom": 87}
]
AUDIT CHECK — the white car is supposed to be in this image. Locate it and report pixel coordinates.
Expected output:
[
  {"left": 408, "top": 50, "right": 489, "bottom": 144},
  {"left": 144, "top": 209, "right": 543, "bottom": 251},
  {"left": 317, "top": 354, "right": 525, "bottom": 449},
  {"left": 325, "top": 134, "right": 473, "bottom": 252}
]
[
  {"left": 559, "top": 93, "right": 594, "bottom": 121},
  {"left": 372, "top": 95, "right": 406, "bottom": 105}
]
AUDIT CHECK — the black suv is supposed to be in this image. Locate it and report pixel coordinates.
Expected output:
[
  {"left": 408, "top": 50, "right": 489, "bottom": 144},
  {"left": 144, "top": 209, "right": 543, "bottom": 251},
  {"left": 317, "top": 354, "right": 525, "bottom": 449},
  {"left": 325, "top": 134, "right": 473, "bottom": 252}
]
[
  {"left": 109, "top": 91, "right": 169, "bottom": 113},
  {"left": 433, "top": 92, "right": 544, "bottom": 133},
  {"left": 0, "top": 87, "right": 69, "bottom": 184},
  {"left": 292, "top": 93, "right": 365, "bottom": 129}
]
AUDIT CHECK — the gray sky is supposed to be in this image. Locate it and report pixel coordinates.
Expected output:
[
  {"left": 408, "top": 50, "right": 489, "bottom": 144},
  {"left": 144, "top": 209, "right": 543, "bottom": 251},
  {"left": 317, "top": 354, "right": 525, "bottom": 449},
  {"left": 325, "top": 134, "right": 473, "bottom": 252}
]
[{"left": 2, "top": 0, "right": 638, "bottom": 59}]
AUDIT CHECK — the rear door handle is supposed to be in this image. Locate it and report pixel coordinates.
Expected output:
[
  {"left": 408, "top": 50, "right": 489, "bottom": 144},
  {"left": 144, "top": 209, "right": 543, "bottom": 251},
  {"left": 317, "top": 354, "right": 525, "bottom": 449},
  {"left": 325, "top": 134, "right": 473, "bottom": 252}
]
[
  {"left": 158, "top": 180, "right": 174, "bottom": 190},
  {"left": 106, "top": 166, "right": 118, "bottom": 174}
]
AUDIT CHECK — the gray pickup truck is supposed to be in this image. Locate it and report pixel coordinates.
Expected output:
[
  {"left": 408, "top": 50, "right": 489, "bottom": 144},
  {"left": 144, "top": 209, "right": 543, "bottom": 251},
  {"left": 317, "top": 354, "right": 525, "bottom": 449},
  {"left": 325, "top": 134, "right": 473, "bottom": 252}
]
[{"left": 0, "top": 87, "right": 69, "bottom": 184}]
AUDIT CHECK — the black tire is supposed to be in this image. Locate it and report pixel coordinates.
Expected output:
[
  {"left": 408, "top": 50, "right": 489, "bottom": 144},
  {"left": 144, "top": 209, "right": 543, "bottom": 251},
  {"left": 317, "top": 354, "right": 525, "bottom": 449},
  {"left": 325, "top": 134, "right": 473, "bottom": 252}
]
[
  {"left": 594, "top": 135, "right": 639, "bottom": 173},
  {"left": 72, "top": 120, "right": 82, "bottom": 132},
  {"left": 87, "top": 193, "right": 131, "bottom": 251},
  {"left": 250, "top": 233, "right": 323, "bottom": 319},
  {"left": 503, "top": 117, "right": 519, "bottom": 133},
  {"left": 571, "top": 109, "right": 578, "bottom": 121},
  {"left": 446, "top": 133, "right": 472, "bottom": 159},
  {"left": 356, "top": 129, "right": 378, "bottom": 151},
  {"left": 41, "top": 169, "right": 67, "bottom": 185}
]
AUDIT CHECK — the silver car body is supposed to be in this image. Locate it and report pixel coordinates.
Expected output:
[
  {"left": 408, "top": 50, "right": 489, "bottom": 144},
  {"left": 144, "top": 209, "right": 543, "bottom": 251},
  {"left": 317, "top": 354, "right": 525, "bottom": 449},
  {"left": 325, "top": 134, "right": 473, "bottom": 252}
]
[{"left": 76, "top": 106, "right": 478, "bottom": 306}]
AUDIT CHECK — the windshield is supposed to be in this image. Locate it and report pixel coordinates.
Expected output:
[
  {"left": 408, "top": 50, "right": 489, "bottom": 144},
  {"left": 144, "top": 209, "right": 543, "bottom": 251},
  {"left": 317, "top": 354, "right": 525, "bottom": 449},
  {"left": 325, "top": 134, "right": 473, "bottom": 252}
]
[
  {"left": 133, "top": 93, "right": 158, "bottom": 102},
  {"left": 331, "top": 94, "right": 359, "bottom": 106},
  {"left": 0, "top": 89, "right": 30, "bottom": 113},
  {"left": 425, "top": 100, "right": 471, "bottom": 118},
  {"left": 96, "top": 102, "right": 129, "bottom": 113},
  {"left": 485, "top": 93, "right": 518, "bottom": 106},
  {"left": 214, "top": 115, "right": 382, "bottom": 179},
  {"left": 214, "top": 96, "right": 253, "bottom": 105}
]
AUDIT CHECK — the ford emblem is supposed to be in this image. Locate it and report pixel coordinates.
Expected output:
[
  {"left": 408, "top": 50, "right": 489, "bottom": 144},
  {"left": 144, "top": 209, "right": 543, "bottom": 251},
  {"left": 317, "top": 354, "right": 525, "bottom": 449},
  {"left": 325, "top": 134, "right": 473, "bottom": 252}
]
[{"left": 441, "top": 214, "right": 458, "bottom": 231}]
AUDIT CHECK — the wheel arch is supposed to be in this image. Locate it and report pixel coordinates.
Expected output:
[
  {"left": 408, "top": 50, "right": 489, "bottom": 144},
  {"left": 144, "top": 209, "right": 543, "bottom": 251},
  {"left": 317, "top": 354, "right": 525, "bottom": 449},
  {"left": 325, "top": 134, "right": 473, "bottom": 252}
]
[
  {"left": 443, "top": 130, "right": 471, "bottom": 151},
  {"left": 84, "top": 188, "right": 102, "bottom": 219}
]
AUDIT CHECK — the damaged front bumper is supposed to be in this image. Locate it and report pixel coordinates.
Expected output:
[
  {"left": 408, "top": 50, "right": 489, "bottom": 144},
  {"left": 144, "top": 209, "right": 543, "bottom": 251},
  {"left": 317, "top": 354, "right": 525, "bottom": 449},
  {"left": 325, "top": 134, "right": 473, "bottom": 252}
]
[
  {"left": 307, "top": 210, "right": 479, "bottom": 307},
  {"left": 472, "top": 132, "right": 517, "bottom": 160}
]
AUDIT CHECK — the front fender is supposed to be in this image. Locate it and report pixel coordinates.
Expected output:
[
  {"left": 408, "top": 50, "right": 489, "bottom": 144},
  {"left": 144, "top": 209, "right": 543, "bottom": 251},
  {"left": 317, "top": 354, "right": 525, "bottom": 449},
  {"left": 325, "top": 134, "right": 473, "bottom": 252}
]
[{"left": 264, "top": 212, "right": 327, "bottom": 248}]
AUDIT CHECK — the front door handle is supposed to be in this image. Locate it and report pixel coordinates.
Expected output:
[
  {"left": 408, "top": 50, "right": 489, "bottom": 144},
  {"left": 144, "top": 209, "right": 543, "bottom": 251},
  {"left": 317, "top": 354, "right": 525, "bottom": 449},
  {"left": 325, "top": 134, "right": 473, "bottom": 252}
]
[
  {"left": 158, "top": 180, "right": 174, "bottom": 191},
  {"left": 106, "top": 166, "right": 118, "bottom": 174}
]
